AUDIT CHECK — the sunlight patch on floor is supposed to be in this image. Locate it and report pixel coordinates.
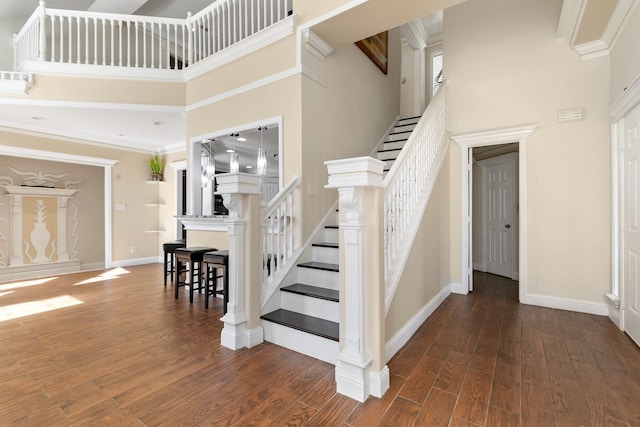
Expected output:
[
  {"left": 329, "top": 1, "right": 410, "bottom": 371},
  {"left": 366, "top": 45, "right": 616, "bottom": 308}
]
[
  {"left": 0, "top": 277, "right": 57, "bottom": 292},
  {"left": 73, "top": 267, "right": 131, "bottom": 286},
  {"left": 0, "top": 295, "right": 84, "bottom": 322}
]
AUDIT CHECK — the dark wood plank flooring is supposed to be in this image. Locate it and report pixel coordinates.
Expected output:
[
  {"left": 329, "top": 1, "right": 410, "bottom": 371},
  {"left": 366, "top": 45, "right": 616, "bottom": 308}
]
[{"left": 1, "top": 266, "right": 639, "bottom": 426}]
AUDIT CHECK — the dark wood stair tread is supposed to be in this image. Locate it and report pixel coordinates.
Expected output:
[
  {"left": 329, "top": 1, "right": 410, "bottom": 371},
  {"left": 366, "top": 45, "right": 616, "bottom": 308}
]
[
  {"left": 378, "top": 148, "right": 403, "bottom": 153},
  {"left": 312, "top": 242, "right": 339, "bottom": 248},
  {"left": 297, "top": 261, "right": 339, "bottom": 272},
  {"left": 325, "top": 225, "right": 338, "bottom": 229},
  {"left": 281, "top": 283, "right": 339, "bottom": 302},
  {"left": 261, "top": 309, "right": 338, "bottom": 341}
]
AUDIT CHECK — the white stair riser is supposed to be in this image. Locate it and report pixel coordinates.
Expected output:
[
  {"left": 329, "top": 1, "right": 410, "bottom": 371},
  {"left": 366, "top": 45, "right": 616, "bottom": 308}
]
[
  {"left": 377, "top": 150, "right": 401, "bottom": 160},
  {"left": 324, "top": 227, "right": 339, "bottom": 243},
  {"left": 395, "top": 123, "right": 417, "bottom": 130},
  {"left": 312, "top": 245, "right": 339, "bottom": 264},
  {"left": 262, "top": 320, "right": 339, "bottom": 364},
  {"left": 383, "top": 159, "right": 395, "bottom": 170},
  {"left": 298, "top": 266, "right": 339, "bottom": 289},
  {"left": 388, "top": 131, "right": 411, "bottom": 141},
  {"left": 281, "top": 292, "right": 339, "bottom": 322},
  {"left": 383, "top": 140, "right": 406, "bottom": 150}
]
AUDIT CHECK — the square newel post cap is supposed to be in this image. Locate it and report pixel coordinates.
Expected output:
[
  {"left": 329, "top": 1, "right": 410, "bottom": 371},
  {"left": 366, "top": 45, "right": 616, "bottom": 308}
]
[
  {"left": 325, "top": 156, "right": 384, "bottom": 189},
  {"left": 215, "top": 172, "right": 262, "bottom": 195}
]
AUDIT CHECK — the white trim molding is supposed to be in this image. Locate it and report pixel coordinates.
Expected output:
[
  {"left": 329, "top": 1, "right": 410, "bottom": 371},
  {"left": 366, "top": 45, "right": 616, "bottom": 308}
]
[
  {"left": 302, "top": 29, "right": 334, "bottom": 61},
  {"left": 557, "top": 0, "right": 587, "bottom": 44},
  {"left": 569, "top": 0, "right": 640, "bottom": 60},
  {"left": 522, "top": 293, "right": 609, "bottom": 316},
  {"left": 385, "top": 284, "right": 451, "bottom": 363},
  {"left": 610, "top": 71, "right": 640, "bottom": 119},
  {"left": 452, "top": 124, "right": 538, "bottom": 300}
]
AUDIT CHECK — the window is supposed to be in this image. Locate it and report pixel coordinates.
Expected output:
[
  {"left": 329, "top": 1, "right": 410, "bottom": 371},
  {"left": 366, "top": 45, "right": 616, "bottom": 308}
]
[{"left": 432, "top": 52, "right": 443, "bottom": 96}]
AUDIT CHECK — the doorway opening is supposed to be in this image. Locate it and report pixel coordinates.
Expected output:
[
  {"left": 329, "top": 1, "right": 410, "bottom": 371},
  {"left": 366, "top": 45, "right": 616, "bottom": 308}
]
[
  {"left": 452, "top": 123, "right": 537, "bottom": 300},
  {"left": 472, "top": 145, "right": 519, "bottom": 283}
]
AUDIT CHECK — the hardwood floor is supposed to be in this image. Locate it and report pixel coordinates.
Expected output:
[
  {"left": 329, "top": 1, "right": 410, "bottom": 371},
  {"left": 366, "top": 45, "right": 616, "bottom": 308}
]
[{"left": 1, "top": 266, "right": 639, "bottom": 426}]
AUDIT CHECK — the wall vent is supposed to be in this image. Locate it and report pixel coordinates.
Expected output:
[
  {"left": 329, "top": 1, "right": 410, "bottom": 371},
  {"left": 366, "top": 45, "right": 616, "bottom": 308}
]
[{"left": 558, "top": 107, "right": 583, "bottom": 123}]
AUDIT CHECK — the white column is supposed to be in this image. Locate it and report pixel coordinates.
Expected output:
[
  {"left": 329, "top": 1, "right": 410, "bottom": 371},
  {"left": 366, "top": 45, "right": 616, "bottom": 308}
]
[
  {"left": 57, "top": 196, "right": 69, "bottom": 261},
  {"left": 10, "top": 195, "right": 23, "bottom": 266},
  {"left": 325, "top": 156, "right": 389, "bottom": 402},
  {"left": 217, "top": 173, "right": 263, "bottom": 350}
]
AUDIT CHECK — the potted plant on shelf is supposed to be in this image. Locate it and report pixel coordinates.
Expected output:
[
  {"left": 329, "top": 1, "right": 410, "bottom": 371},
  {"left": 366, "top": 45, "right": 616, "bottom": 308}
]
[{"left": 149, "top": 153, "right": 165, "bottom": 181}]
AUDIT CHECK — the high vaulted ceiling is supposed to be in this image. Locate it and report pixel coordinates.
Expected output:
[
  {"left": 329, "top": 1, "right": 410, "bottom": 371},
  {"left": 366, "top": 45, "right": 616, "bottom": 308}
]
[{"left": 0, "top": 0, "right": 630, "bottom": 155}]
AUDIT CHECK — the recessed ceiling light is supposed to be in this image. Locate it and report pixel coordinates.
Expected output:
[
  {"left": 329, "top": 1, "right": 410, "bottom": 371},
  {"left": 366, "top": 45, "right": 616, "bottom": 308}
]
[
  {"left": 246, "top": 165, "right": 253, "bottom": 169},
  {"left": 153, "top": 121, "right": 164, "bottom": 126},
  {"left": 237, "top": 137, "right": 247, "bottom": 142},
  {"left": 118, "top": 133, "right": 127, "bottom": 137},
  {"left": 226, "top": 149, "right": 235, "bottom": 153},
  {"left": 31, "top": 116, "right": 46, "bottom": 120}
]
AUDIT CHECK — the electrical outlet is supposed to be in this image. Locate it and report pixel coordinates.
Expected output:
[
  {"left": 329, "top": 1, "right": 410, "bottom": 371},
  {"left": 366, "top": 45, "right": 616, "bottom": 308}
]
[
  {"left": 115, "top": 204, "right": 126, "bottom": 211},
  {"left": 130, "top": 246, "right": 136, "bottom": 254}
]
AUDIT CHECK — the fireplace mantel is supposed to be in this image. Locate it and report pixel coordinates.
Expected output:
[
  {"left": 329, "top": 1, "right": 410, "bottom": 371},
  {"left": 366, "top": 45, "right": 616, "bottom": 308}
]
[{"left": 4, "top": 185, "right": 79, "bottom": 197}]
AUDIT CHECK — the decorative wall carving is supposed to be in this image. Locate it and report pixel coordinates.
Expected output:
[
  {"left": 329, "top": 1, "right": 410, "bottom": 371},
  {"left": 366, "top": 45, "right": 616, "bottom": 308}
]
[{"left": 0, "top": 166, "right": 82, "bottom": 269}]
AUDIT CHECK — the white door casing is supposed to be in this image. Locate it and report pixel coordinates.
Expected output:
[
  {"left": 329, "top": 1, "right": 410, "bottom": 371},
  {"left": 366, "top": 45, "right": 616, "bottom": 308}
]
[
  {"left": 452, "top": 124, "right": 537, "bottom": 297},
  {"left": 623, "top": 102, "right": 640, "bottom": 346},
  {"left": 479, "top": 153, "right": 518, "bottom": 279}
]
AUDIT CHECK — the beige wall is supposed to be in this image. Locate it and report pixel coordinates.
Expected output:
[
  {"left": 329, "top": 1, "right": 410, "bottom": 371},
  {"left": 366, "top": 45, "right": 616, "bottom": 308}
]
[
  {"left": 302, "top": 27, "right": 401, "bottom": 240},
  {"left": 444, "top": 0, "right": 611, "bottom": 304},
  {"left": 610, "top": 4, "right": 640, "bottom": 106},
  {"left": 0, "top": 155, "right": 104, "bottom": 268},
  {"left": 386, "top": 148, "right": 450, "bottom": 338}
]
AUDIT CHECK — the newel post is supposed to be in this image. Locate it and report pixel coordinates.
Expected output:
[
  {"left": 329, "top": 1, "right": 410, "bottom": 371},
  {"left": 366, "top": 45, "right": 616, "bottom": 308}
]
[
  {"left": 216, "top": 173, "right": 264, "bottom": 350},
  {"left": 38, "top": 0, "right": 47, "bottom": 62},
  {"left": 325, "top": 156, "right": 389, "bottom": 402},
  {"left": 186, "top": 11, "right": 194, "bottom": 66}
]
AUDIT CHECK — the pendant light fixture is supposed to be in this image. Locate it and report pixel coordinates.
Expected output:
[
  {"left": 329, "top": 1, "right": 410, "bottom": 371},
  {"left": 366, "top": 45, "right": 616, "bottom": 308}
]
[
  {"left": 201, "top": 138, "right": 215, "bottom": 186},
  {"left": 230, "top": 152, "right": 239, "bottom": 173},
  {"left": 256, "top": 126, "right": 267, "bottom": 176}
]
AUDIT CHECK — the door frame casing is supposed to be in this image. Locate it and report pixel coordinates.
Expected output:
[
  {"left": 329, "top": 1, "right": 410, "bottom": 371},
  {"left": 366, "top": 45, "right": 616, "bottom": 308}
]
[
  {"left": 610, "top": 74, "right": 640, "bottom": 331},
  {"left": 477, "top": 152, "right": 519, "bottom": 280},
  {"left": 452, "top": 124, "right": 538, "bottom": 301}
]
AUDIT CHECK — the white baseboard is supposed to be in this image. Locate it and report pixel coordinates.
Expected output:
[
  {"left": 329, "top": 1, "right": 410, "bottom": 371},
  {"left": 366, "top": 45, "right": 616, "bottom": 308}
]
[
  {"left": 522, "top": 293, "right": 609, "bottom": 316},
  {"left": 385, "top": 284, "right": 451, "bottom": 363},
  {"left": 81, "top": 262, "right": 107, "bottom": 272},
  {"left": 111, "top": 256, "right": 161, "bottom": 268},
  {"left": 450, "top": 282, "right": 468, "bottom": 294},
  {"left": 369, "top": 366, "right": 390, "bottom": 398}
]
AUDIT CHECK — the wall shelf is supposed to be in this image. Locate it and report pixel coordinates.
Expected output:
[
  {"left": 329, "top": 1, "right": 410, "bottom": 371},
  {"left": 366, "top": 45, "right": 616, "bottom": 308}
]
[
  {"left": 145, "top": 180, "right": 165, "bottom": 184},
  {"left": 145, "top": 229, "right": 165, "bottom": 233},
  {"left": 145, "top": 203, "right": 166, "bottom": 207}
]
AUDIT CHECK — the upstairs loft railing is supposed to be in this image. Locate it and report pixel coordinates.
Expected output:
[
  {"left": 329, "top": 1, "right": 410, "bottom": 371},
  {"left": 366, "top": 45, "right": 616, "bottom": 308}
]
[
  {"left": 13, "top": 0, "right": 293, "bottom": 72},
  {"left": 383, "top": 82, "right": 448, "bottom": 313},
  {"left": 260, "top": 175, "right": 300, "bottom": 303}
]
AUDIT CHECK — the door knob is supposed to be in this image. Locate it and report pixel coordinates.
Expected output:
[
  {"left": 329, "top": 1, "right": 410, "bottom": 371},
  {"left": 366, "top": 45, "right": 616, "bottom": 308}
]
[{"left": 505, "top": 224, "right": 511, "bottom": 229}]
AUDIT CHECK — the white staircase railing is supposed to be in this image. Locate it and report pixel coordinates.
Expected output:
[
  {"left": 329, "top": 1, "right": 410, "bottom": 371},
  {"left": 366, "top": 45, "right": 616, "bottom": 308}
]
[
  {"left": 383, "top": 82, "right": 448, "bottom": 312},
  {"left": 260, "top": 175, "right": 299, "bottom": 301},
  {"left": 14, "top": 0, "right": 293, "bottom": 71}
]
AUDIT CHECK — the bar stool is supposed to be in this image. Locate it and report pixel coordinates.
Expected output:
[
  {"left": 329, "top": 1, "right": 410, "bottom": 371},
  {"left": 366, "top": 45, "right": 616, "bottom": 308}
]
[
  {"left": 174, "top": 247, "right": 216, "bottom": 302},
  {"left": 162, "top": 239, "right": 186, "bottom": 287},
  {"left": 202, "top": 250, "right": 229, "bottom": 312}
]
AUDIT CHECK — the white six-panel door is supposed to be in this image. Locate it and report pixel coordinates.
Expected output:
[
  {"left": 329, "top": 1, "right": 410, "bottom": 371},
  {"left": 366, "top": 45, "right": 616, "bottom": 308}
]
[
  {"left": 624, "top": 103, "right": 640, "bottom": 346},
  {"left": 480, "top": 153, "right": 517, "bottom": 279}
]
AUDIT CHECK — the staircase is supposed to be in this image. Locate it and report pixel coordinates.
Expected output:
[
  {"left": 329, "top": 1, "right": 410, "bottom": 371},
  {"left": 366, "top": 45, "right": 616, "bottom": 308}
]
[
  {"left": 260, "top": 216, "right": 341, "bottom": 364},
  {"left": 377, "top": 116, "right": 421, "bottom": 174},
  {"left": 259, "top": 115, "right": 428, "bottom": 365}
]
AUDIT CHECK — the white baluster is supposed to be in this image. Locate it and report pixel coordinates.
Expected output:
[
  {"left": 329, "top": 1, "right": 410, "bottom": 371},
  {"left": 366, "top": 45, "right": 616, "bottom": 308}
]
[
  {"left": 85, "top": 18, "right": 89, "bottom": 64},
  {"left": 187, "top": 12, "right": 193, "bottom": 65}
]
